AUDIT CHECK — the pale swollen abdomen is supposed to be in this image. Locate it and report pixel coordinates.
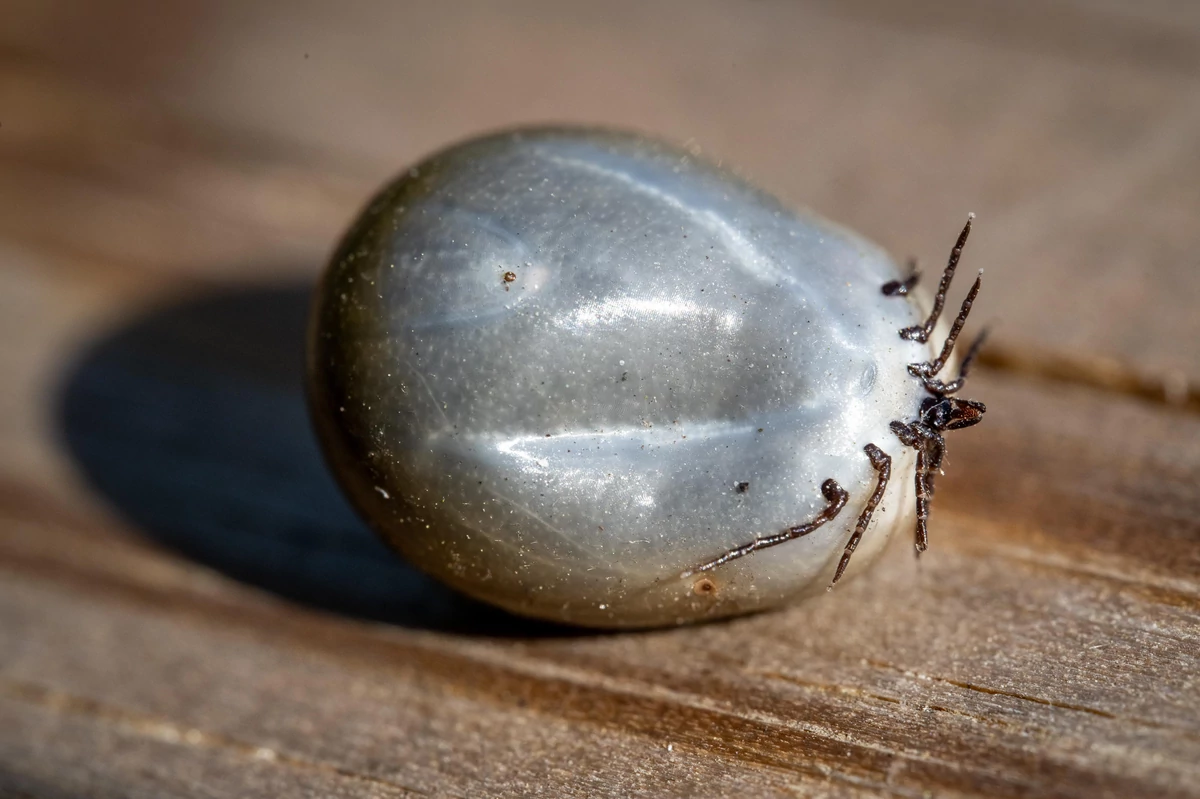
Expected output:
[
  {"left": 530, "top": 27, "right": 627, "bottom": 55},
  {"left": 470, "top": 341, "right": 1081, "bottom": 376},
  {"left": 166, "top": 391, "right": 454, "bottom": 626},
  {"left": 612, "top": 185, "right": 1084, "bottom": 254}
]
[{"left": 308, "top": 127, "right": 939, "bottom": 628}]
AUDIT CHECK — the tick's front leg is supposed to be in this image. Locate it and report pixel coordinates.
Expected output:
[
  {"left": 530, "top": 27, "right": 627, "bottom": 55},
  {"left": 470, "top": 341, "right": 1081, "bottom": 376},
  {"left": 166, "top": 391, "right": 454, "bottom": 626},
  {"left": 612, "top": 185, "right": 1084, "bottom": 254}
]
[{"left": 890, "top": 420, "right": 935, "bottom": 554}]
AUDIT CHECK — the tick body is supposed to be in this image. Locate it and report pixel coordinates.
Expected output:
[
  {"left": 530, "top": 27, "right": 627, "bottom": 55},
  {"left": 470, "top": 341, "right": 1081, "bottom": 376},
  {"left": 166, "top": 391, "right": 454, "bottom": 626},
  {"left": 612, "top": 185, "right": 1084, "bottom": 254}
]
[{"left": 308, "top": 127, "right": 985, "bottom": 628}]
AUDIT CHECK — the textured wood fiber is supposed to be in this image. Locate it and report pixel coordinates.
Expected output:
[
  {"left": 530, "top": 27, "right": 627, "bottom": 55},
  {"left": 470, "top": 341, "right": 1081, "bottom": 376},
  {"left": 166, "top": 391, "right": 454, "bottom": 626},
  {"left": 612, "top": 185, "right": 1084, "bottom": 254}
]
[{"left": 0, "top": 2, "right": 1198, "bottom": 797}]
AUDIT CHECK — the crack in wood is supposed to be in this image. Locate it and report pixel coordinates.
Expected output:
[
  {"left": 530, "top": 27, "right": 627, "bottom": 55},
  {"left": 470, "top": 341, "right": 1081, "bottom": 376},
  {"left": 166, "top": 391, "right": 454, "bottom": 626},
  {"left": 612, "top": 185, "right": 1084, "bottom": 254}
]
[{"left": 755, "top": 670, "right": 1024, "bottom": 732}]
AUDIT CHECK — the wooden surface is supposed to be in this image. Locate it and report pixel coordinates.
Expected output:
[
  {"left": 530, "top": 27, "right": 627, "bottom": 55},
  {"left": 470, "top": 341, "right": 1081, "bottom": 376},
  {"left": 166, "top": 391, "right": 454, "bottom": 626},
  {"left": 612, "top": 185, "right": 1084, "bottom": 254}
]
[{"left": 1, "top": 2, "right": 1199, "bottom": 796}]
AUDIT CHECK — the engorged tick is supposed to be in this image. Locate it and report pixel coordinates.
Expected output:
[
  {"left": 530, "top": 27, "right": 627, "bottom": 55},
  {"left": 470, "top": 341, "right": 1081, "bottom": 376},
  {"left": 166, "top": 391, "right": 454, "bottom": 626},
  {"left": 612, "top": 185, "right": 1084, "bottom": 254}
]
[{"left": 308, "top": 127, "right": 993, "bottom": 628}]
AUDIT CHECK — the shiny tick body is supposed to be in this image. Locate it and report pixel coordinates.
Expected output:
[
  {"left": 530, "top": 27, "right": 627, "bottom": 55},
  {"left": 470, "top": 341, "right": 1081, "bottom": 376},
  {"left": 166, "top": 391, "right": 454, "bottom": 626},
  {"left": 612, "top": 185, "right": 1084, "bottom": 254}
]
[{"left": 307, "top": 128, "right": 987, "bottom": 628}]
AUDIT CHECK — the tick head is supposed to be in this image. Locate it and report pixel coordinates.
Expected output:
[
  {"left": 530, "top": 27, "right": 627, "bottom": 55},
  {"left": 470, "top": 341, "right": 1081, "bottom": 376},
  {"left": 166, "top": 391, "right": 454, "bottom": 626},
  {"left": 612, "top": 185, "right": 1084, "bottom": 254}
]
[{"left": 920, "top": 395, "right": 986, "bottom": 432}]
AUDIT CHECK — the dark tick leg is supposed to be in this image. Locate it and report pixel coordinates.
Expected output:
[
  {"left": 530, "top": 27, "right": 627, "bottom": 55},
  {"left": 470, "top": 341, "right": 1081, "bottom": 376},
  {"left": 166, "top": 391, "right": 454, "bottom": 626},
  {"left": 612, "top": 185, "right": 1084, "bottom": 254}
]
[
  {"left": 881, "top": 258, "right": 920, "bottom": 297},
  {"left": 900, "top": 214, "right": 973, "bottom": 343},
  {"left": 925, "top": 430, "right": 946, "bottom": 478},
  {"left": 909, "top": 271, "right": 983, "bottom": 383},
  {"left": 680, "top": 479, "right": 848, "bottom": 580},
  {"left": 830, "top": 443, "right": 891, "bottom": 587},
  {"left": 890, "top": 421, "right": 939, "bottom": 554},
  {"left": 890, "top": 419, "right": 920, "bottom": 448},
  {"left": 920, "top": 328, "right": 990, "bottom": 395},
  {"left": 922, "top": 429, "right": 945, "bottom": 531},
  {"left": 914, "top": 446, "right": 931, "bottom": 553}
]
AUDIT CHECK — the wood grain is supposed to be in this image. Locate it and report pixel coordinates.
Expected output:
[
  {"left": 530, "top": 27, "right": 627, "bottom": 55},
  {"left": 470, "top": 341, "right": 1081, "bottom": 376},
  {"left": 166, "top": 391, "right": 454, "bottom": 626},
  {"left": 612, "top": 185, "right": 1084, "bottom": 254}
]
[{"left": 1, "top": 1, "right": 1198, "bottom": 796}]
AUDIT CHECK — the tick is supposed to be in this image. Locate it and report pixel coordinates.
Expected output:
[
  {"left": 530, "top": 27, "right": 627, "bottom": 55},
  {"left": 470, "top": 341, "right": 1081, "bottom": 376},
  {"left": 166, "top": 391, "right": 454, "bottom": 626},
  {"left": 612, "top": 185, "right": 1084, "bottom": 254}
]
[{"left": 307, "top": 127, "right": 987, "bottom": 628}]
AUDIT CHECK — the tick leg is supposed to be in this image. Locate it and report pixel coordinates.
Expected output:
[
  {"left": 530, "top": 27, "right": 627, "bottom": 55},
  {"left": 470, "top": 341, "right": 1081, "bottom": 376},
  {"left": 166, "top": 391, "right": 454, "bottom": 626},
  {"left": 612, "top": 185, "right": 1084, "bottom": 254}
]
[
  {"left": 881, "top": 258, "right": 920, "bottom": 297},
  {"left": 909, "top": 271, "right": 983, "bottom": 383},
  {"left": 830, "top": 443, "right": 892, "bottom": 587},
  {"left": 890, "top": 421, "right": 937, "bottom": 553},
  {"left": 890, "top": 420, "right": 920, "bottom": 448},
  {"left": 914, "top": 446, "right": 932, "bottom": 553},
  {"left": 919, "top": 328, "right": 990, "bottom": 395},
  {"left": 924, "top": 430, "right": 946, "bottom": 498},
  {"left": 680, "top": 479, "right": 848, "bottom": 580},
  {"left": 901, "top": 214, "right": 973, "bottom": 343}
]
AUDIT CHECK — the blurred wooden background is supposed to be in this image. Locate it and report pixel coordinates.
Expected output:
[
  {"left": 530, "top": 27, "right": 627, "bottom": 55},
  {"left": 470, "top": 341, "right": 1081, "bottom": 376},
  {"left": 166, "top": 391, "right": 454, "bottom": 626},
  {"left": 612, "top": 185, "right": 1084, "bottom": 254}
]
[{"left": 1, "top": 1, "right": 1198, "bottom": 796}]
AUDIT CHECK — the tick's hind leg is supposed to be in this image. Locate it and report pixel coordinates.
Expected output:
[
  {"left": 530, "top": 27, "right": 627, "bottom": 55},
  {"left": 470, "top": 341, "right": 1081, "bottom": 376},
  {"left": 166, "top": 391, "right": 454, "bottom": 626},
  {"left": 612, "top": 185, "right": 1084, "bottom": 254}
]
[
  {"left": 679, "top": 479, "right": 848, "bottom": 580},
  {"left": 830, "top": 443, "right": 892, "bottom": 587}
]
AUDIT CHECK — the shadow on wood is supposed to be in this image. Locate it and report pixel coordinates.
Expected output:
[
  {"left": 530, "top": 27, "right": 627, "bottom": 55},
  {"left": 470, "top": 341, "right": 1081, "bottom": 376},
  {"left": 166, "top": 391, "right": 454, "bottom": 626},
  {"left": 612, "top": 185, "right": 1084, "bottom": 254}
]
[{"left": 53, "top": 282, "right": 574, "bottom": 637}]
